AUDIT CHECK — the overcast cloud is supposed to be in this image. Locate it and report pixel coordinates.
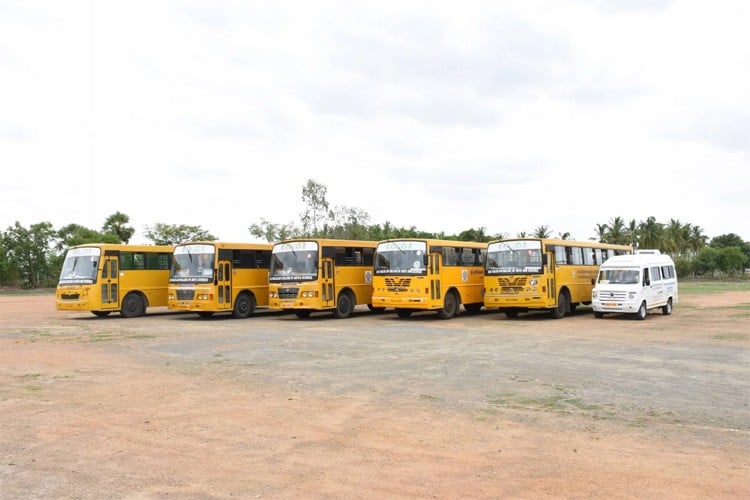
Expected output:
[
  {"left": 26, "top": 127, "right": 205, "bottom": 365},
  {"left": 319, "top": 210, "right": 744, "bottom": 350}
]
[{"left": 1, "top": 0, "right": 747, "bottom": 243}]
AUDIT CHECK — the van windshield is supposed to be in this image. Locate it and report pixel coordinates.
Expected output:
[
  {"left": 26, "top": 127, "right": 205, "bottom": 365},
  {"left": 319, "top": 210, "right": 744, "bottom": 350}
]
[{"left": 598, "top": 269, "right": 640, "bottom": 284}]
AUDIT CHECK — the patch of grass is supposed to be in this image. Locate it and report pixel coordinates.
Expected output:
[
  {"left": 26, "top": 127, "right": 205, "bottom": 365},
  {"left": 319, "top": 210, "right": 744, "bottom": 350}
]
[
  {"left": 712, "top": 332, "right": 749, "bottom": 341},
  {"left": 0, "top": 287, "right": 55, "bottom": 296},
  {"left": 679, "top": 280, "right": 750, "bottom": 295}
]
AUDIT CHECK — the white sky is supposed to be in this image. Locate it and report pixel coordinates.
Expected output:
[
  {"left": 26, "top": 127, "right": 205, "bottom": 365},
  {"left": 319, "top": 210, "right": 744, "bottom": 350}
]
[{"left": 1, "top": 0, "right": 748, "bottom": 244}]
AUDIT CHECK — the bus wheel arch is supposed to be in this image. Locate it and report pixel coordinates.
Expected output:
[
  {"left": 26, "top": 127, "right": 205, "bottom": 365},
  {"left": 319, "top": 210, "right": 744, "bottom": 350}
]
[
  {"left": 232, "top": 291, "right": 257, "bottom": 319},
  {"left": 333, "top": 289, "right": 355, "bottom": 319},
  {"left": 550, "top": 288, "right": 570, "bottom": 319},
  {"left": 437, "top": 289, "right": 460, "bottom": 319},
  {"left": 120, "top": 292, "right": 146, "bottom": 318}
]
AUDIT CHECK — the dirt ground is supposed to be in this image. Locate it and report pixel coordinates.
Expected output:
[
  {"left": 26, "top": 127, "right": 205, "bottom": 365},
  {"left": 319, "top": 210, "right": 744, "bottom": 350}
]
[{"left": 1, "top": 291, "right": 748, "bottom": 499}]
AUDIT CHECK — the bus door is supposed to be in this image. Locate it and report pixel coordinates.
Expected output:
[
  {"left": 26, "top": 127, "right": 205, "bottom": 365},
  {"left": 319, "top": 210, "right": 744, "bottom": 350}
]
[
  {"left": 430, "top": 253, "right": 441, "bottom": 304},
  {"left": 100, "top": 255, "right": 120, "bottom": 311},
  {"left": 321, "top": 258, "right": 334, "bottom": 308},
  {"left": 546, "top": 249, "right": 557, "bottom": 303},
  {"left": 216, "top": 260, "right": 232, "bottom": 311}
]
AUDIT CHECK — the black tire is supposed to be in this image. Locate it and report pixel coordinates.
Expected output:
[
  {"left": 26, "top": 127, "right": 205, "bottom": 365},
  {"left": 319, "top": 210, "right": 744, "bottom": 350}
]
[
  {"left": 636, "top": 301, "right": 647, "bottom": 320},
  {"left": 437, "top": 291, "right": 459, "bottom": 319},
  {"left": 92, "top": 311, "right": 111, "bottom": 318},
  {"left": 463, "top": 303, "right": 482, "bottom": 315},
  {"left": 295, "top": 310, "right": 312, "bottom": 319},
  {"left": 232, "top": 292, "right": 256, "bottom": 319},
  {"left": 505, "top": 309, "right": 519, "bottom": 319},
  {"left": 662, "top": 298, "right": 673, "bottom": 315},
  {"left": 395, "top": 309, "right": 412, "bottom": 318},
  {"left": 550, "top": 291, "right": 568, "bottom": 319},
  {"left": 333, "top": 290, "right": 355, "bottom": 319},
  {"left": 594, "top": 311, "right": 604, "bottom": 319},
  {"left": 197, "top": 311, "right": 214, "bottom": 318},
  {"left": 120, "top": 294, "right": 145, "bottom": 318}
]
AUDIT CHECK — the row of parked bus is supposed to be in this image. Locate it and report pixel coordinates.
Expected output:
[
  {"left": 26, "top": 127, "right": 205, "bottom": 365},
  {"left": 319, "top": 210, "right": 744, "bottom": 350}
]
[{"left": 55, "top": 237, "right": 678, "bottom": 321}]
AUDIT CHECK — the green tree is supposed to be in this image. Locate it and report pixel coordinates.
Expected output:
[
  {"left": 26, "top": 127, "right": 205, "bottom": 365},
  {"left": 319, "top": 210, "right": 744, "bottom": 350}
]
[
  {"left": 605, "top": 217, "right": 628, "bottom": 245},
  {"left": 532, "top": 225, "right": 552, "bottom": 238},
  {"left": 144, "top": 223, "right": 217, "bottom": 245},
  {"left": 300, "top": 179, "right": 331, "bottom": 237},
  {"left": 638, "top": 216, "right": 664, "bottom": 250},
  {"left": 248, "top": 218, "right": 300, "bottom": 242},
  {"left": 710, "top": 233, "right": 750, "bottom": 268},
  {"left": 56, "top": 223, "right": 119, "bottom": 250},
  {"left": 102, "top": 211, "right": 135, "bottom": 243},
  {"left": 1, "top": 221, "right": 59, "bottom": 288},
  {"left": 593, "top": 223, "right": 609, "bottom": 243},
  {"left": 457, "top": 227, "right": 490, "bottom": 242}
]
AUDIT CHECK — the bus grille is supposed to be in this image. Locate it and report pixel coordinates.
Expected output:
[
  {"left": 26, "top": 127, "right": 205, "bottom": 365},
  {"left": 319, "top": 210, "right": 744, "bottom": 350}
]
[
  {"left": 176, "top": 290, "right": 195, "bottom": 300},
  {"left": 60, "top": 293, "right": 80, "bottom": 300},
  {"left": 496, "top": 277, "right": 528, "bottom": 287},
  {"left": 385, "top": 278, "right": 411, "bottom": 287},
  {"left": 278, "top": 287, "right": 299, "bottom": 299}
]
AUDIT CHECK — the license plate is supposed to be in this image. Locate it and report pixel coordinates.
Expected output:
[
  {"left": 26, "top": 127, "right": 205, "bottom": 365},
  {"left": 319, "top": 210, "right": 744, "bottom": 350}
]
[{"left": 604, "top": 302, "right": 617, "bottom": 307}]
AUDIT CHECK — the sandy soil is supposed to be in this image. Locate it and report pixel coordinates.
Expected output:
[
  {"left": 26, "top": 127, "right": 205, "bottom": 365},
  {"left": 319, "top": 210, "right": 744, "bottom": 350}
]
[{"left": 1, "top": 291, "right": 748, "bottom": 498}]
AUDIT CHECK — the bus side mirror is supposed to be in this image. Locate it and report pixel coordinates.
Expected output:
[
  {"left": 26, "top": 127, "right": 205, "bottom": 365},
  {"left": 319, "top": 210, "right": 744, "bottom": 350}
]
[{"left": 542, "top": 255, "right": 548, "bottom": 266}]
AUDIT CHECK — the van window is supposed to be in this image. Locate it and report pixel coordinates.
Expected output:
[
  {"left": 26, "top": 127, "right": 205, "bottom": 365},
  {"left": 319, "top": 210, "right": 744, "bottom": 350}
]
[
  {"left": 661, "top": 265, "right": 674, "bottom": 279},
  {"left": 650, "top": 266, "right": 662, "bottom": 281}
]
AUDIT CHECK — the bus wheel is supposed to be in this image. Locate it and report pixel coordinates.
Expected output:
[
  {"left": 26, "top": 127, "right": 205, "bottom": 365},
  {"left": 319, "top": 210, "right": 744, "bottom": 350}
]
[
  {"left": 198, "top": 311, "right": 214, "bottom": 318},
  {"left": 505, "top": 309, "right": 519, "bottom": 319},
  {"left": 396, "top": 309, "right": 412, "bottom": 318},
  {"left": 333, "top": 291, "right": 355, "bottom": 319},
  {"left": 92, "top": 311, "right": 111, "bottom": 318},
  {"left": 464, "top": 303, "right": 482, "bottom": 315},
  {"left": 295, "top": 310, "right": 312, "bottom": 319},
  {"left": 437, "top": 291, "right": 459, "bottom": 319},
  {"left": 661, "top": 298, "right": 673, "bottom": 315},
  {"left": 232, "top": 293, "right": 256, "bottom": 319},
  {"left": 594, "top": 311, "right": 604, "bottom": 319},
  {"left": 120, "top": 294, "right": 145, "bottom": 318},
  {"left": 636, "top": 301, "right": 647, "bottom": 320},
  {"left": 550, "top": 291, "right": 568, "bottom": 319}
]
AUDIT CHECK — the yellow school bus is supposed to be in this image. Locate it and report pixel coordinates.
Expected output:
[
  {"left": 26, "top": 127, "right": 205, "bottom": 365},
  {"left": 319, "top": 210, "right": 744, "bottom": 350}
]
[
  {"left": 167, "top": 241, "right": 272, "bottom": 318},
  {"left": 55, "top": 243, "right": 173, "bottom": 318},
  {"left": 484, "top": 238, "right": 632, "bottom": 318},
  {"left": 372, "top": 238, "right": 486, "bottom": 319},
  {"left": 268, "top": 238, "right": 377, "bottom": 319}
]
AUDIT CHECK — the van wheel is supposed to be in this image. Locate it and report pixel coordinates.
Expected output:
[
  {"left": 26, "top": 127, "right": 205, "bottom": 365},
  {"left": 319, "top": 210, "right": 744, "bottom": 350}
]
[
  {"left": 594, "top": 311, "right": 604, "bottom": 318},
  {"left": 333, "top": 290, "right": 355, "bottom": 319},
  {"left": 437, "top": 291, "right": 459, "bottom": 319},
  {"left": 232, "top": 293, "right": 256, "bottom": 319},
  {"left": 550, "top": 291, "right": 569, "bottom": 319},
  {"left": 661, "top": 298, "right": 673, "bottom": 315},
  {"left": 636, "top": 301, "right": 647, "bottom": 320},
  {"left": 121, "top": 294, "right": 145, "bottom": 318}
]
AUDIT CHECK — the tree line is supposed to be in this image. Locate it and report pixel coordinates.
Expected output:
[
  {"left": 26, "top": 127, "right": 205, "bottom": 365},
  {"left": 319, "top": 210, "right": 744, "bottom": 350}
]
[{"left": 1, "top": 180, "right": 748, "bottom": 288}]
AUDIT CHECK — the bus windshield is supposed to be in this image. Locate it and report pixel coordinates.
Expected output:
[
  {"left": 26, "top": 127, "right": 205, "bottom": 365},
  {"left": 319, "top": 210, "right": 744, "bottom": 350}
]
[
  {"left": 59, "top": 247, "right": 100, "bottom": 284},
  {"left": 171, "top": 244, "right": 216, "bottom": 283},
  {"left": 486, "top": 240, "right": 543, "bottom": 275},
  {"left": 374, "top": 241, "right": 427, "bottom": 276},
  {"left": 269, "top": 241, "right": 318, "bottom": 282}
]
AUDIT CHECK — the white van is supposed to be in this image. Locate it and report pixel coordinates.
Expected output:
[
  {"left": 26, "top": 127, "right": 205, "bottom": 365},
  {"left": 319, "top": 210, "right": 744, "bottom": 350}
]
[{"left": 591, "top": 250, "right": 678, "bottom": 320}]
